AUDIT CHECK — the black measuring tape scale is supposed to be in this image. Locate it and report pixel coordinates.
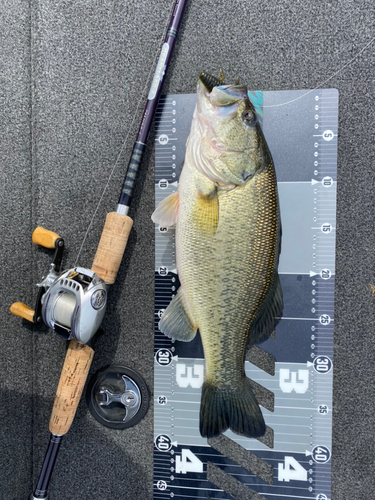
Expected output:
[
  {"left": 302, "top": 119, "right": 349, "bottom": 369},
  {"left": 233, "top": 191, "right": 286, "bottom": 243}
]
[{"left": 153, "top": 88, "right": 338, "bottom": 500}]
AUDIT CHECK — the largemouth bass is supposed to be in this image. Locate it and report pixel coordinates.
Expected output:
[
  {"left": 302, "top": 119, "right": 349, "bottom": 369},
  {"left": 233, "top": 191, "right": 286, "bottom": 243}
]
[{"left": 152, "top": 71, "right": 282, "bottom": 439}]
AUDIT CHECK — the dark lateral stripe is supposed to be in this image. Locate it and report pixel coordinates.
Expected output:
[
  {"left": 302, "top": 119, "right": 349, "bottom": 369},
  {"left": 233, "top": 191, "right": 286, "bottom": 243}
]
[
  {"left": 246, "top": 345, "right": 275, "bottom": 376},
  {"left": 208, "top": 434, "right": 274, "bottom": 485},
  {"left": 249, "top": 379, "right": 275, "bottom": 413},
  {"left": 207, "top": 461, "right": 268, "bottom": 500}
]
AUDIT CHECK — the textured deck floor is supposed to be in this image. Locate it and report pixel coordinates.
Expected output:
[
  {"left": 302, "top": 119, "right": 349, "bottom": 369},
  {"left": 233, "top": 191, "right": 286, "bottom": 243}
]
[{"left": 1, "top": 1, "right": 374, "bottom": 499}]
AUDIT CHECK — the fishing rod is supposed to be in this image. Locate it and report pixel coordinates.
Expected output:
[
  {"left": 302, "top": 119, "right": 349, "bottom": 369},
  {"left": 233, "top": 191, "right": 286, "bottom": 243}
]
[{"left": 9, "top": 1, "right": 187, "bottom": 498}]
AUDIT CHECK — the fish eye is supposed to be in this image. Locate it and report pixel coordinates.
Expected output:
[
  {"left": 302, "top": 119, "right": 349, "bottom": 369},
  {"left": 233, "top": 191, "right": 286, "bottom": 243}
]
[{"left": 243, "top": 110, "right": 256, "bottom": 124}]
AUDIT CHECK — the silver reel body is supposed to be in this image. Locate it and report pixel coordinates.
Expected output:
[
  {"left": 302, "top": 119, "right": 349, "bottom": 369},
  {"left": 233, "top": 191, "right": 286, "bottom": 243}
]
[{"left": 40, "top": 267, "right": 107, "bottom": 344}]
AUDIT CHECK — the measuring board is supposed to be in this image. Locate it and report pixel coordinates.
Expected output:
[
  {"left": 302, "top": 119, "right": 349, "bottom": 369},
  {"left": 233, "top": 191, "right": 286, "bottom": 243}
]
[{"left": 153, "top": 88, "right": 338, "bottom": 500}]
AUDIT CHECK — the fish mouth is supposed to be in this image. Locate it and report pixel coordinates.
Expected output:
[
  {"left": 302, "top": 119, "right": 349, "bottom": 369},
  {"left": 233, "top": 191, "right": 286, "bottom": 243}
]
[
  {"left": 199, "top": 71, "right": 248, "bottom": 108},
  {"left": 199, "top": 71, "right": 223, "bottom": 93}
]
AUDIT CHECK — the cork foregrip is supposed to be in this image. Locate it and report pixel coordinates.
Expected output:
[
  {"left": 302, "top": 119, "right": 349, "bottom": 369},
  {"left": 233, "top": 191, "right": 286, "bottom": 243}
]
[
  {"left": 91, "top": 212, "right": 133, "bottom": 284},
  {"left": 49, "top": 340, "right": 94, "bottom": 436}
]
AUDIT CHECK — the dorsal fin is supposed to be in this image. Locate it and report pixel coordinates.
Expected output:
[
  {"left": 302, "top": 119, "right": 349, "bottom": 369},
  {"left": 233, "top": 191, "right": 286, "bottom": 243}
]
[{"left": 250, "top": 272, "right": 283, "bottom": 345}]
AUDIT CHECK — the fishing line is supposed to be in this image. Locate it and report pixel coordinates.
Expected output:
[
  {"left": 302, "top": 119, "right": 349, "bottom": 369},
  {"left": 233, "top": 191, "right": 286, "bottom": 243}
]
[
  {"left": 75, "top": 0, "right": 176, "bottom": 266},
  {"left": 75, "top": 14, "right": 374, "bottom": 265},
  {"left": 263, "top": 35, "right": 375, "bottom": 108}
]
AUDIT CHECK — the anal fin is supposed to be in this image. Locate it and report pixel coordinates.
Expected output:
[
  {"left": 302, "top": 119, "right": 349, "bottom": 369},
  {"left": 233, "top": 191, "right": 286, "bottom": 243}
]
[{"left": 159, "top": 288, "right": 197, "bottom": 342}]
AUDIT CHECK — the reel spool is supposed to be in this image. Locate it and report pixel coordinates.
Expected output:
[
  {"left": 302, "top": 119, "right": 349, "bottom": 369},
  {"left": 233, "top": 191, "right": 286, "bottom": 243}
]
[
  {"left": 10, "top": 227, "right": 107, "bottom": 345},
  {"left": 41, "top": 267, "right": 107, "bottom": 344}
]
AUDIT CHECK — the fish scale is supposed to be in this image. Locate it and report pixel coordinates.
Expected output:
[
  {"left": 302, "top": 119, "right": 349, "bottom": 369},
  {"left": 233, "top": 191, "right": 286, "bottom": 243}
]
[{"left": 178, "top": 143, "right": 279, "bottom": 334}]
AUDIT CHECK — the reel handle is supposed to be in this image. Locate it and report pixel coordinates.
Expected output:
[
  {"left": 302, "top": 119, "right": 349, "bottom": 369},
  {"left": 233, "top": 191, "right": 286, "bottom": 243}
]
[
  {"left": 49, "top": 339, "right": 94, "bottom": 435},
  {"left": 10, "top": 228, "right": 64, "bottom": 323},
  {"left": 9, "top": 302, "right": 35, "bottom": 323},
  {"left": 32, "top": 227, "right": 61, "bottom": 249}
]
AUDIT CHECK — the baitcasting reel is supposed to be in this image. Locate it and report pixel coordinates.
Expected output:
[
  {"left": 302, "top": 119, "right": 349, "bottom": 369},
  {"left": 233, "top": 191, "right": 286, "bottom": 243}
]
[{"left": 10, "top": 227, "right": 107, "bottom": 345}]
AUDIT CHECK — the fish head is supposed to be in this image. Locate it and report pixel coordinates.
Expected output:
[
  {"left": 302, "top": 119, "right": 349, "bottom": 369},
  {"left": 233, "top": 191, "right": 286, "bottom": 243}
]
[{"left": 193, "top": 71, "right": 261, "bottom": 187}]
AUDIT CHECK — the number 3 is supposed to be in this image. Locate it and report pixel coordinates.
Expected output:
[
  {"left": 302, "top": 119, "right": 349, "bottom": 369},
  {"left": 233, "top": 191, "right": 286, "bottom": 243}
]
[{"left": 279, "top": 369, "right": 309, "bottom": 394}]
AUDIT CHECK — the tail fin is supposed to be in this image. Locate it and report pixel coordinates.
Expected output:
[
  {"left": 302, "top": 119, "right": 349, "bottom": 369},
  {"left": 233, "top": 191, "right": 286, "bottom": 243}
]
[{"left": 200, "top": 378, "right": 265, "bottom": 439}]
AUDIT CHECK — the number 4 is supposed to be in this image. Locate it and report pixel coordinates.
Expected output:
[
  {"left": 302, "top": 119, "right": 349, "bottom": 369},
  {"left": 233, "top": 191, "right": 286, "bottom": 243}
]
[
  {"left": 175, "top": 449, "right": 203, "bottom": 474},
  {"left": 278, "top": 456, "right": 308, "bottom": 482}
]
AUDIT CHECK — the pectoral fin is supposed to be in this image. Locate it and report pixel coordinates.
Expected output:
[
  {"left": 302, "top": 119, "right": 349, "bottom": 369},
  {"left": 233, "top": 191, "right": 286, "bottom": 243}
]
[
  {"left": 151, "top": 191, "right": 179, "bottom": 227},
  {"left": 159, "top": 288, "right": 197, "bottom": 342},
  {"left": 193, "top": 189, "right": 219, "bottom": 234}
]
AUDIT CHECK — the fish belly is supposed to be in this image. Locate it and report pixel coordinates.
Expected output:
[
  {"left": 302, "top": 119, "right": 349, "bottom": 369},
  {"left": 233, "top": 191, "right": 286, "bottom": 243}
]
[{"left": 176, "top": 159, "right": 279, "bottom": 389}]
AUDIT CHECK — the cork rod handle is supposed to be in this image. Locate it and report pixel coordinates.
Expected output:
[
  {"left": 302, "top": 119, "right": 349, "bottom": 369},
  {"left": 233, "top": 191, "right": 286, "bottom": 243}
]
[
  {"left": 49, "top": 213, "right": 133, "bottom": 435},
  {"left": 49, "top": 340, "right": 94, "bottom": 436},
  {"left": 91, "top": 211, "right": 133, "bottom": 284}
]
